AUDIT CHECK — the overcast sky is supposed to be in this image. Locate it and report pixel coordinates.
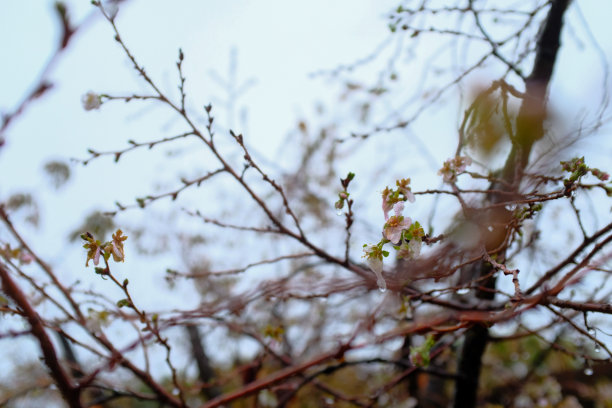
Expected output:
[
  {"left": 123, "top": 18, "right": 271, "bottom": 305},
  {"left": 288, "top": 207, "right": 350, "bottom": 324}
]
[{"left": 1, "top": 0, "right": 612, "bottom": 376}]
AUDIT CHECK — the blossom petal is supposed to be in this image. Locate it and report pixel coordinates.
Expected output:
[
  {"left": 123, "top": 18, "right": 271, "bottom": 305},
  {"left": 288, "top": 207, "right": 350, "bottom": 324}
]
[
  {"left": 82, "top": 91, "right": 102, "bottom": 111},
  {"left": 393, "top": 201, "right": 405, "bottom": 216},
  {"left": 405, "top": 190, "right": 416, "bottom": 203},
  {"left": 366, "top": 257, "right": 386, "bottom": 291}
]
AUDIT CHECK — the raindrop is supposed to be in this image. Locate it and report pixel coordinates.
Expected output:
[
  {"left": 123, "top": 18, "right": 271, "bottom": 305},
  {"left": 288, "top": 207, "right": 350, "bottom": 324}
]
[
  {"left": 172, "top": 388, "right": 179, "bottom": 395},
  {"left": 588, "top": 328, "right": 596, "bottom": 335},
  {"left": 584, "top": 367, "right": 593, "bottom": 376},
  {"left": 377, "top": 277, "right": 387, "bottom": 293},
  {"left": 505, "top": 204, "right": 517, "bottom": 211},
  {"left": 457, "top": 287, "right": 470, "bottom": 295},
  {"left": 487, "top": 226, "right": 494, "bottom": 232},
  {"left": 594, "top": 344, "right": 601, "bottom": 353},
  {"left": 336, "top": 210, "right": 343, "bottom": 216}
]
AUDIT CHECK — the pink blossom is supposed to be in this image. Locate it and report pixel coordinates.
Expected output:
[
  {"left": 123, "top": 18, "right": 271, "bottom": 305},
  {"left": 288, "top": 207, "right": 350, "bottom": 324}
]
[
  {"left": 397, "top": 239, "right": 422, "bottom": 260},
  {"left": 438, "top": 156, "right": 472, "bottom": 183},
  {"left": 454, "top": 156, "right": 472, "bottom": 172},
  {"left": 396, "top": 178, "right": 416, "bottom": 203},
  {"left": 19, "top": 251, "right": 34, "bottom": 265},
  {"left": 105, "top": 229, "right": 127, "bottom": 262},
  {"left": 382, "top": 187, "right": 394, "bottom": 220},
  {"left": 403, "top": 189, "right": 416, "bottom": 203},
  {"left": 86, "top": 245, "right": 101, "bottom": 266},
  {"left": 384, "top": 203, "right": 411, "bottom": 244}
]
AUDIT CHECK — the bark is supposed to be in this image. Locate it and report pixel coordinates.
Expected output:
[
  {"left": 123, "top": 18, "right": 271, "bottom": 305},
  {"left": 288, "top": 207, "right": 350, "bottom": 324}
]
[
  {"left": 453, "top": 1, "right": 572, "bottom": 407},
  {"left": 58, "top": 333, "right": 84, "bottom": 379},
  {"left": 186, "top": 325, "right": 222, "bottom": 400}
]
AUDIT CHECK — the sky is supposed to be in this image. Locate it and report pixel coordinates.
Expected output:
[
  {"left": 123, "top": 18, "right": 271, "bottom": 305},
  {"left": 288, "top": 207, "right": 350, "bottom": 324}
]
[
  {"left": 0, "top": 0, "right": 405, "bottom": 381},
  {"left": 0, "top": 0, "right": 398, "bottom": 273},
  {"left": 1, "top": 0, "right": 612, "bottom": 390}
]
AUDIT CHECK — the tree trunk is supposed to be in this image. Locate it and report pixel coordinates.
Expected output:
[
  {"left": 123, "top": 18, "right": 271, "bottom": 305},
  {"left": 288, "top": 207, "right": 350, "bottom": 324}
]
[
  {"left": 186, "top": 325, "right": 222, "bottom": 400},
  {"left": 453, "top": 1, "right": 572, "bottom": 407}
]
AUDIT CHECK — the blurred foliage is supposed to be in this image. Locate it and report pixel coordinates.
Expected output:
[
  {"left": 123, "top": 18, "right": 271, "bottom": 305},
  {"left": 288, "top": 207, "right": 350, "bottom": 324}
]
[
  {"left": 43, "top": 160, "right": 71, "bottom": 189},
  {"left": 465, "top": 88, "right": 515, "bottom": 159},
  {"left": 5, "top": 192, "right": 39, "bottom": 227},
  {"left": 69, "top": 210, "right": 115, "bottom": 242}
]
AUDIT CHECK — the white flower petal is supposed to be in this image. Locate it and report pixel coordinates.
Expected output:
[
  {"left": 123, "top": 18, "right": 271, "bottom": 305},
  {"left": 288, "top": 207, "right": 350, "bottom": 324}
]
[
  {"left": 366, "top": 256, "right": 383, "bottom": 274},
  {"left": 393, "top": 201, "right": 405, "bottom": 215},
  {"left": 366, "top": 257, "right": 386, "bottom": 291}
]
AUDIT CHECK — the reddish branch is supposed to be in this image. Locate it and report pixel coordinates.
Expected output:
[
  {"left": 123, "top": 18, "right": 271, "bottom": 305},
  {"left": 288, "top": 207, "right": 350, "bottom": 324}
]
[
  {"left": 200, "top": 346, "right": 348, "bottom": 408},
  {"left": 0, "top": 263, "right": 82, "bottom": 407}
]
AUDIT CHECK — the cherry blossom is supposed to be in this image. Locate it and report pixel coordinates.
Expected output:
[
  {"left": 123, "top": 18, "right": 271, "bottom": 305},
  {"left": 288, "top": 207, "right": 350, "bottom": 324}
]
[
  {"left": 383, "top": 202, "right": 412, "bottom": 244},
  {"left": 438, "top": 156, "right": 472, "bottom": 183},
  {"left": 82, "top": 91, "right": 102, "bottom": 111},
  {"left": 105, "top": 229, "right": 127, "bottom": 262}
]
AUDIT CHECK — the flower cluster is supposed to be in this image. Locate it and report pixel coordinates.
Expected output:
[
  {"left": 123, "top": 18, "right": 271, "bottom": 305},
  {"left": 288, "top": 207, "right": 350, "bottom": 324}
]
[
  {"left": 81, "top": 229, "right": 127, "bottom": 267},
  {"left": 395, "top": 221, "right": 425, "bottom": 259},
  {"left": 363, "top": 178, "right": 422, "bottom": 291},
  {"left": 383, "top": 202, "right": 411, "bottom": 244},
  {"left": 561, "top": 157, "right": 609, "bottom": 182},
  {"left": 382, "top": 178, "right": 415, "bottom": 218},
  {"left": 438, "top": 156, "right": 472, "bottom": 183}
]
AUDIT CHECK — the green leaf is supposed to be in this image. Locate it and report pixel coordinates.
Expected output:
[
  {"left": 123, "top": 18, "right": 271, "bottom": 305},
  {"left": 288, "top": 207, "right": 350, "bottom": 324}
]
[
  {"left": 116, "top": 299, "right": 131, "bottom": 308},
  {"left": 409, "top": 334, "right": 435, "bottom": 367}
]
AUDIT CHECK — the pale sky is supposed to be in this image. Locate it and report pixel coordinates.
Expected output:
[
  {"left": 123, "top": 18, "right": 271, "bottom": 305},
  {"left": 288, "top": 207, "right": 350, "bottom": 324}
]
[{"left": 1, "top": 0, "right": 611, "bottom": 382}]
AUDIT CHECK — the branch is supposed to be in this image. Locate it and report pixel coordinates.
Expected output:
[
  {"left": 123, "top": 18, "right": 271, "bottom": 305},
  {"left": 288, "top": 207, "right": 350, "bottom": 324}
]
[{"left": 0, "top": 263, "right": 82, "bottom": 407}]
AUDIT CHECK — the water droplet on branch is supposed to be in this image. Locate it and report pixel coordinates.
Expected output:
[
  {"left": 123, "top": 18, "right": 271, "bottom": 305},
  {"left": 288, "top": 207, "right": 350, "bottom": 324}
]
[{"left": 377, "top": 277, "right": 387, "bottom": 293}]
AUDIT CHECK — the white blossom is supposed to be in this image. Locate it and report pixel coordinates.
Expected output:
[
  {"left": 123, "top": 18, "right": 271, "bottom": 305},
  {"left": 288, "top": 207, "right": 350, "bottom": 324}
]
[{"left": 82, "top": 91, "right": 102, "bottom": 111}]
